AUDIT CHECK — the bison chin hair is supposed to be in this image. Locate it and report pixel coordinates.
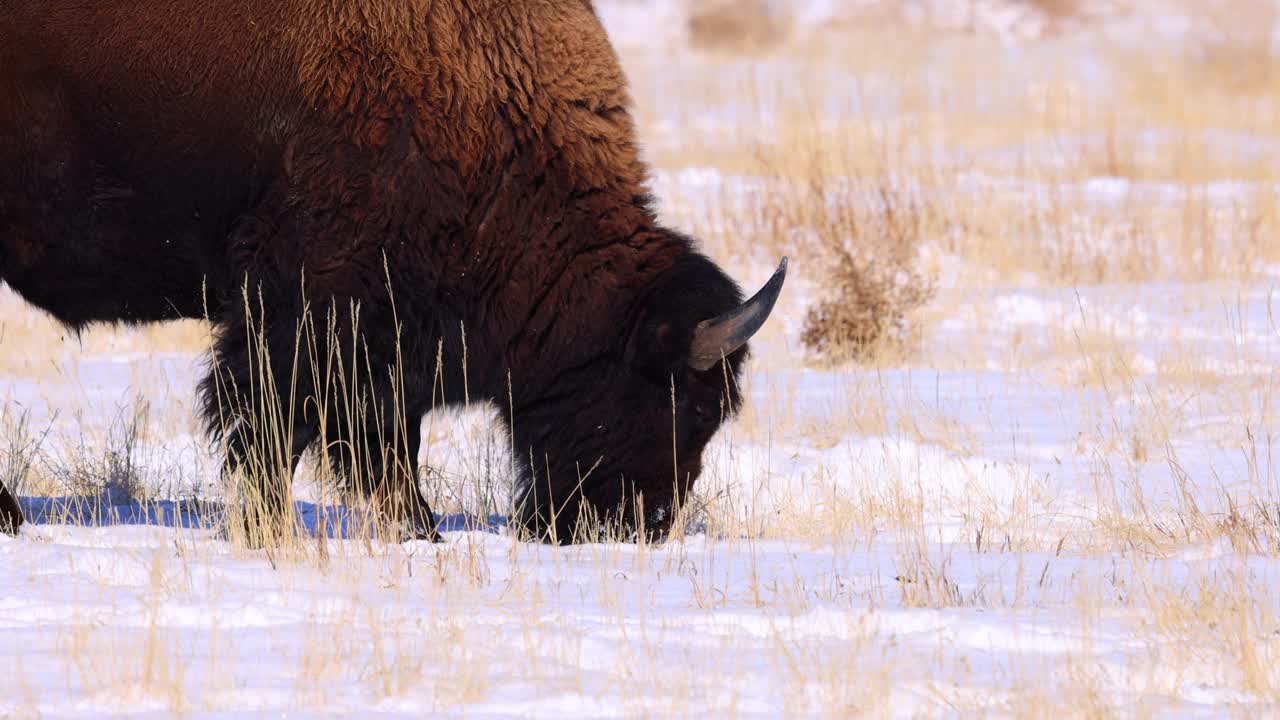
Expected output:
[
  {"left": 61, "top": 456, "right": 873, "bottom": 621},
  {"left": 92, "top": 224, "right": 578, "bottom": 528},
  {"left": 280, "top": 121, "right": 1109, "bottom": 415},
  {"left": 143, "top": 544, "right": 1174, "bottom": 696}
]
[{"left": 511, "top": 251, "right": 786, "bottom": 544}]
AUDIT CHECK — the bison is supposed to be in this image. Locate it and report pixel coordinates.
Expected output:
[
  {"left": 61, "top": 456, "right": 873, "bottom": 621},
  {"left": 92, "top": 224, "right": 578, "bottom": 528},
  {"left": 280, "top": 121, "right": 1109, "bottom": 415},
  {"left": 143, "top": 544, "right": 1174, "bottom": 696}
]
[{"left": 0, "top": 0, "right": 785, "bottom": 543}]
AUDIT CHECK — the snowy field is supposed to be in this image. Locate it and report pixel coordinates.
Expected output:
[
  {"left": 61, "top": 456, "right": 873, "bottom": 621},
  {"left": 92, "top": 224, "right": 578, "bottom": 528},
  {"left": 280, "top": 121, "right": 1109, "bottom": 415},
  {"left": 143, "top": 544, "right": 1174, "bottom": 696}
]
[{"left": 5, "top": 1, "right": 1280, "bottom": 717}]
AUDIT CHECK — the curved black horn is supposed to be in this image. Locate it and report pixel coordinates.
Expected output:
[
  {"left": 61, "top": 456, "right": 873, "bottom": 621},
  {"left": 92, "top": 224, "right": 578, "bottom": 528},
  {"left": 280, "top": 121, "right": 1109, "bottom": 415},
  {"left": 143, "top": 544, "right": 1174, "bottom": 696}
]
[{"left": 688, "top": 257, "right": 788, "bottom": 371}]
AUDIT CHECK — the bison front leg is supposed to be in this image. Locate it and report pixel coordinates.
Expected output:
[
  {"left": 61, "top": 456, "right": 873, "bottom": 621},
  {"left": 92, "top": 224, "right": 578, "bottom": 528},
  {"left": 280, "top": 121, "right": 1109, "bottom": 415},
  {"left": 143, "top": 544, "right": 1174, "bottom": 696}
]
[
  {"left": 0, "top": 481, "right": 23, "bottom": 535},
  {"left": 324, "top": 413, "right": 440, "bottom": 543},
  {"left": 370, "top": 429, "right": 441, "bottom": 543},
  {"left": 223, "top": 413, "right": 317, "bottom": 548},
  {"left": 200, "top": 291, "right": 319, "bottom": 548}
]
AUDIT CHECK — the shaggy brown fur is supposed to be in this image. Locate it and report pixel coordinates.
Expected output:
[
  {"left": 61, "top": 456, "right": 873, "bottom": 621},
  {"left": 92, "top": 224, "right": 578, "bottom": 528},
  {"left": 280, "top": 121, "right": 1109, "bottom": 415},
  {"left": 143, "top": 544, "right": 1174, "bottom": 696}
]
[{"left": 0, "top": 0, "right": 777, "bottom": 542}]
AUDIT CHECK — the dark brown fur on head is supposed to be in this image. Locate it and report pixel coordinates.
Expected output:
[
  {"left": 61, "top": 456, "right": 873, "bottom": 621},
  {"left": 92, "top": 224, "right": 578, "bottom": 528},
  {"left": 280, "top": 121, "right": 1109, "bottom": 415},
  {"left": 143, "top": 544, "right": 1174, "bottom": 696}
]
[
  {"left": 0, "top": 0, "right": 777, "bottom": 541},
  {"left": 512, "top": 243, "right": 750, "bottom": 542}
]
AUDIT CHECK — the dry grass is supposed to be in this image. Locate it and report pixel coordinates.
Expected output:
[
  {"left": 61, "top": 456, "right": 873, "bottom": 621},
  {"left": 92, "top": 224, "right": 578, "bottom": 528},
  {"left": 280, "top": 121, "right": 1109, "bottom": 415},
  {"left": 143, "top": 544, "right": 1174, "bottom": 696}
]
[
  {"left": 626, "top": 1, "right": 1280, "bottom": 296},
  {"left": 686, "top": 0, "right": 791, "bottom": 53},
  {"left": 0, "top": 406, "right": 48, "bottom": 499},
  {"left": 0, "top": 288, "right": 209, "bottom": 377},
  {"left": 800, "top": 244, "right": 935, "bottom": 364}
]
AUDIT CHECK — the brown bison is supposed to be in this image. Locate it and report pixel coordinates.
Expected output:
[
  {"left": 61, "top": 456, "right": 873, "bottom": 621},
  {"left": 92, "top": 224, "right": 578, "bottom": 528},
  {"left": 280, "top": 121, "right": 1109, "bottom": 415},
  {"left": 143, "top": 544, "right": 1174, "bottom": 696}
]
[{"left": 0, "top": 0, "right": 785, "bottom": 543}]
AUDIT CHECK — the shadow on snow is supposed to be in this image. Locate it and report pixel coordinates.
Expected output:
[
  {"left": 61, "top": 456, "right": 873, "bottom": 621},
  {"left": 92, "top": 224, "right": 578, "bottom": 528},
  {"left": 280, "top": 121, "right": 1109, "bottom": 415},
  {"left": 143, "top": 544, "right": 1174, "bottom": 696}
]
[{"left": 15, "top": 495, "right": 506, "bottom": 538}]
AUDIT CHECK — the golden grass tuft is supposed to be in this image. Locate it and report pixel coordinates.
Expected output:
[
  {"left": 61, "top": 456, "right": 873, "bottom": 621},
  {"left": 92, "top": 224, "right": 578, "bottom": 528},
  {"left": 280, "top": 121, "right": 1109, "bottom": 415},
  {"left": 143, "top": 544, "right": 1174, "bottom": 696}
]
[
  {"left": 800, "top": 242, "right": 935, "bottom": 365},
  {"left": 686, "top": 0, "right": 791, "bottom": 54}
]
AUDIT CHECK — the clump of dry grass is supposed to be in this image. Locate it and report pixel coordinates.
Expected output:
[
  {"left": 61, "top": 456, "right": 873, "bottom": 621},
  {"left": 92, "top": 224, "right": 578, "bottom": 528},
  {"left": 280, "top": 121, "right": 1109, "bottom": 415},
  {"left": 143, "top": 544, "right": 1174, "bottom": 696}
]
[
  {"left": 686, "top": 0, "right": 791, "bottom": 54},
  {"left": 0, "top": 406, "right": 49, "bottom": 499},
  {"left": 797, "top": 171, "right": 936, "bottom": 364},
  {"left": 801, "top": 243, "right": 935, "bottom": 364},
  {"left": 45, "top": 397, "right": 155, "bottom": 511}
]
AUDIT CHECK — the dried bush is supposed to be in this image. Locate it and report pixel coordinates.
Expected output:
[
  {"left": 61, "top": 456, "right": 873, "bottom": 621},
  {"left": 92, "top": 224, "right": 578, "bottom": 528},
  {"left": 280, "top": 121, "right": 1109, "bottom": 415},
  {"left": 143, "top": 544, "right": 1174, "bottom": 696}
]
[
  {"left": 801, "top": 245, "right": 934, "bottom": 364},
  {"left": 791, "top": 174, "right": 938, "bottom": 364},
  {"left": 49, "top": 397, "right": 152, "bottom": 506},
  {"left": 687, "top": 0, "right": 791, "bottom": 54}
]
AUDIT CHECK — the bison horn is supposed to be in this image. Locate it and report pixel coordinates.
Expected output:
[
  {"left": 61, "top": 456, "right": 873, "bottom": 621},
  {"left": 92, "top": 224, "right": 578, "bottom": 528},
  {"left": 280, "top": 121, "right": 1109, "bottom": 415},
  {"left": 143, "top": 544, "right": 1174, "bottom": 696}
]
[{"left": 688, "top": 257, "right": 788, "bottom": 371}]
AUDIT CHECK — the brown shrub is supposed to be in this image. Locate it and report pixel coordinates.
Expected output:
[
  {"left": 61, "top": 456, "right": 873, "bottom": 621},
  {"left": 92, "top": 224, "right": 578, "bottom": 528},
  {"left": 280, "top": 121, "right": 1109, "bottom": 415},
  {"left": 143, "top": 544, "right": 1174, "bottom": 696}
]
[
  {"left": 687, "top": 0, "right": 791, "bottom": 53},
  {"left": 801, "top": 245, "right": 934, "bottom": 364},
  {"left": 794, "top": 173, "right": 938, "bottom": 365}
]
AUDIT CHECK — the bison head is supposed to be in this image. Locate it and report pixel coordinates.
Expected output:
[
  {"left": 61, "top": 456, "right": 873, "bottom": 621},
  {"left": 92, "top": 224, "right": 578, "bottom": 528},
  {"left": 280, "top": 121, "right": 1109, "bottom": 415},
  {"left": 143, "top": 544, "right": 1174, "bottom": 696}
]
[{"left": 512, "top": 254, "right": 787, "bottom": 543}]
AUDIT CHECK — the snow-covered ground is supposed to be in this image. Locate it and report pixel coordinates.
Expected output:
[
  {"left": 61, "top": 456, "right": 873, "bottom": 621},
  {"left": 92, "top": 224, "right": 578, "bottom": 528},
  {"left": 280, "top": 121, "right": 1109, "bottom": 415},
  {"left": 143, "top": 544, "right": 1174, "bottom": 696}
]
[
  {"left": 4, "top": 2, "right": 1280, "bottom": 717},
  {"left": 4, "top": 281, "right": 1278, "bottom": 716}
]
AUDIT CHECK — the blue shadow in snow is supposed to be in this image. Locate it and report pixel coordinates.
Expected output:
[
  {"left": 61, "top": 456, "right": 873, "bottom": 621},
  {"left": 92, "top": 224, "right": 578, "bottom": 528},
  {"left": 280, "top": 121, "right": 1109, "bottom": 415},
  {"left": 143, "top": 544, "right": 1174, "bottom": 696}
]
[{"left": 15, "top": 495, "right": 507, "bottom": 539}]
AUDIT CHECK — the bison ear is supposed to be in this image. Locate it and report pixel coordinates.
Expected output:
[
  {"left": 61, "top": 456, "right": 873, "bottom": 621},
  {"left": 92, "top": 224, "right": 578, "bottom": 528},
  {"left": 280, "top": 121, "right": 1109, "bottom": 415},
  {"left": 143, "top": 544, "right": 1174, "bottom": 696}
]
[
  {"left": 623, "top": 261, "right": 718, "bottom": 373},
  {"left": 624, "top": 312, "right": 685, "bottom": 372}
]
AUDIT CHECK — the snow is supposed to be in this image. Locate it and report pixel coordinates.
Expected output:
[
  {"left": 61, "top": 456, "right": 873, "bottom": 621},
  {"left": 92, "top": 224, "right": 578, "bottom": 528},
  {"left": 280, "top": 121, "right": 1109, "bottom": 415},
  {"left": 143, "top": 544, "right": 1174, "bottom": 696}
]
[{"left": 3, "top": 269, "right": 1276, "bottom": 715}]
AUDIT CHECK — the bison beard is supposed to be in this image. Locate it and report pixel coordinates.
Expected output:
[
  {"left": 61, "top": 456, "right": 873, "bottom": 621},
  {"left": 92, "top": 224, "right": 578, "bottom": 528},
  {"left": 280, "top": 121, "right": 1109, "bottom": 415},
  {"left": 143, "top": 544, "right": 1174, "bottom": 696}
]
[{"left": 0, "top": 0, "right": 784, "bottom": 543}]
